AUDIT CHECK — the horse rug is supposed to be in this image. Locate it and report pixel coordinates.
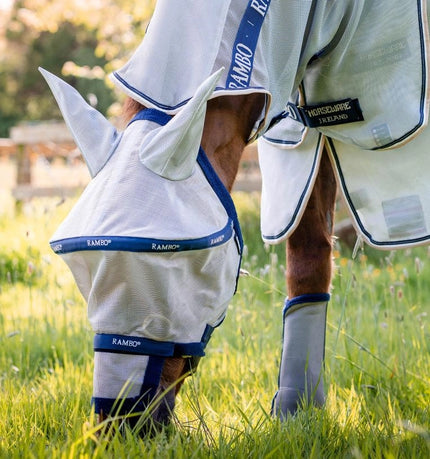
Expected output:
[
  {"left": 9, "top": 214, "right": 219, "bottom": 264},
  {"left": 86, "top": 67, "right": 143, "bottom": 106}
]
[{"left": 111, "top": 0, "right": 430, "bottom": 249}]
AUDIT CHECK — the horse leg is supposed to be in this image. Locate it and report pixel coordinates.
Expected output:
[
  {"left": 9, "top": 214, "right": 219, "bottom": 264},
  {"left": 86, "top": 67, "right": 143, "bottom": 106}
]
[
  {"left": 273, "top": 147, "right": 337, "bottom": 418},
  {"left": 151, "top": 357, "right": 200, "bottom": 426}
]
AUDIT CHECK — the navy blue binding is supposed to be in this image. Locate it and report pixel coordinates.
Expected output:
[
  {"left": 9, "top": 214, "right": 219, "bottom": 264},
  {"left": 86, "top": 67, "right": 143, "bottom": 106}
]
[
  {"left": 85, "top": 108, "right": 244, "bottom": 418},
  {"left": 283, "top": 293, "right": 330, "bottom": 316},
  {"left": 328, "top": 137, "right": 430, "bottom": 248},
  {"left": 91, "top": 323, "right": 215, "bottom": 416},
  {"left": 127, "top": 107, "right": 171, "bottom": 127},
  {"left": 51, "top": 220, "right": 234, "bottom": 254},
  {"left": 51, "top": 108, "right": 243, "bottom": 257},
  {"left": 91, "top": 324, "right": 215, "bottom": 416},
  {"left": 226, "top": 0, "right": 272, "bottom": 90},
  {"left": 113, "top": 0, "right": 273, "bottom": 112},
  {"left": 94, "top": 333, "right": 208, "bottom": 358},
  {"left": 112, "top": 72, "right": 192, "bottom": 112},
  {"left": 261, "top": 133, "right": 323, "bottom": 242}
]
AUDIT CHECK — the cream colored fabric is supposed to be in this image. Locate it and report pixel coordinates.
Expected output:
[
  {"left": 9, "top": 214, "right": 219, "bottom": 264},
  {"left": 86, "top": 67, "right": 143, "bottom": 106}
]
[{"left": 50, "top": 117, "right": 241, "bottom": 342}]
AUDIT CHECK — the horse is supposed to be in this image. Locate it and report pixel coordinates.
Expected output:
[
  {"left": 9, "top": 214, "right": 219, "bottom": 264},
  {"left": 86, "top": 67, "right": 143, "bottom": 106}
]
[
  {"left": 120, "top": 92, "right": 335, "bottom": 421},
  {"left": 41, "top": 0, "right": 430, "bottom": 432}
]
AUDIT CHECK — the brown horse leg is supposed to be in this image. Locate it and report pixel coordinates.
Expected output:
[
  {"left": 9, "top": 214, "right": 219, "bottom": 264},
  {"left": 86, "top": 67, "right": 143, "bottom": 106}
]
[
  {"left": 273, "top": 146, "right": 337, "bottom": 418},
  {"left": 150, "top": 357, "right": 196, "bottom": 426},
  {"left": 287, "top": 146, "right": 336, "bottom": 297}
]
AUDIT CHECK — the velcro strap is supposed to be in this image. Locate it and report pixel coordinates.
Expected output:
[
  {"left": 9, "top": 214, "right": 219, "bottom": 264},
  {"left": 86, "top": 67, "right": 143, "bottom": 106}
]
[
  {"left": 94, "top": 333, "right": 207, "bottom": 357},
  {"left": 287, "top": 98, "right": 364, "bottom": 128}
]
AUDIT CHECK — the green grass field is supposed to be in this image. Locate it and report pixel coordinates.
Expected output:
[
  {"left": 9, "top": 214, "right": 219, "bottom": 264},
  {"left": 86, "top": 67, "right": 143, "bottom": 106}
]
[{"left": 0, "top": 191, "right": 429, "bottom": 458}]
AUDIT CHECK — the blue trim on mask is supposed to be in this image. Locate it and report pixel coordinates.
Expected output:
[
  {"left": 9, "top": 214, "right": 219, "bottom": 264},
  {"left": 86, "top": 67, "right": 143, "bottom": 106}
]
[
  {"left": 129, "top": 108, "right": 243, "bottom": 253},
  {"left": 94, "top": 333, "right": 208, "bottom": 357},
  {"left": 91, "top": 325, "right": 217, "bottom": 416},
  {"left": 127, "top": 107, "right": 243, "bottom": 251},
  {"left": 92, "top": 396, "right": 145, "bottom": 417},
  {"left": 52, "top": 107, "right": 243, "bottom": 257},
  {"left": 127, "top": 108, "right": 172, "bottom": 127},
  {"left": 50, "top": 219, "right": 234, "bottom": 254},
  {"left": 197, "top": 149, "right": 243, "bottom": 252},
  {"left": 141, "top": 355, "right": 164, "bottom": 402},
  {"left": 197, "top": 147, "right": 244, "bottom": 292},
  {"left": 283, "top": 293, "right": 330, "bottom": 316}
]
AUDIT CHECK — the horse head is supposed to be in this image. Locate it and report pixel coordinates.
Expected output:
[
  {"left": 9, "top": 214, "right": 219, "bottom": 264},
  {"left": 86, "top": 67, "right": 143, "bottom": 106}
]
[{"left": 41, "top": 67, "right": 243, "bottom": 432}]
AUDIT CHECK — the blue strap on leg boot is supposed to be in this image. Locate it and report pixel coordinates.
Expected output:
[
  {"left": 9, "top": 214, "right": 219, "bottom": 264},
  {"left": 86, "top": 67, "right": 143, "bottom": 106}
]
[{"left": 272, "top": 293, "right": 329, "bottom": 419}]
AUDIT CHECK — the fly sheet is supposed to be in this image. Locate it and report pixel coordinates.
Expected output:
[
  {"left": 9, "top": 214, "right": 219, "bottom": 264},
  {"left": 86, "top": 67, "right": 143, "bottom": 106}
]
[
  {"left": 259, "top": 0, "right": 430, "bottom": 248},
  {"left": 111, "top": 0, "right": 430, "bottom": 248}
]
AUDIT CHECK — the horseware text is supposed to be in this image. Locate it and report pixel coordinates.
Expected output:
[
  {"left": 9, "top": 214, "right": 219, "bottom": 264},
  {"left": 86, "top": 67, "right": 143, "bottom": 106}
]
[
  {"left": 294, "top": 98, "right": 364, "bottom": 126},
  {"left": 304, "top": 101, "right": 351, "bottom": 118}
]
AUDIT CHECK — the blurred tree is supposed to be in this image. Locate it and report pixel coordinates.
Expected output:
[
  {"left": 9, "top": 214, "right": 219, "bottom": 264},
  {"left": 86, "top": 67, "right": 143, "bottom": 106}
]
[{"left": 0, "top": 0, "right": 155, "bottom": 136}]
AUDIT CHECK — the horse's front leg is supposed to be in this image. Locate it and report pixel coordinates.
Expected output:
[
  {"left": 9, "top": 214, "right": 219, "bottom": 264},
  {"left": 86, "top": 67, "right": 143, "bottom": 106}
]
[{"left": 273, "top": 147, "right": 337, "bottom": 418}]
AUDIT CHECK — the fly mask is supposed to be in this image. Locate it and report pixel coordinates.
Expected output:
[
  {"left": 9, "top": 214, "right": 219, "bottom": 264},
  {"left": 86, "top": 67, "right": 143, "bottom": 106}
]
[{"left": 40, "top": 68, "right": 243, "bottom": 415}]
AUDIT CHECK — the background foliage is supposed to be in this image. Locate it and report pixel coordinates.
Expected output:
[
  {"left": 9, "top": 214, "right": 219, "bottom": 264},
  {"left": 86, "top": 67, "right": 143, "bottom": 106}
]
[{"left": 0, "top": 0, "right": 155, "bottom": 136}]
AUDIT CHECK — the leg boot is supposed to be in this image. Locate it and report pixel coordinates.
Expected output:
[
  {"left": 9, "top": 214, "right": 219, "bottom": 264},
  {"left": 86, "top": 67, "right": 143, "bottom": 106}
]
[{"left": 272, "top": 293, "right": 329, "bottom": 419}]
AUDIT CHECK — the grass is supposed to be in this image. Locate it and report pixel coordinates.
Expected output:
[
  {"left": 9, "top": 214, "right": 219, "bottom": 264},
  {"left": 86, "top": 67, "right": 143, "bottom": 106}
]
[{"left": 0, "top": 190, "right": 429, "bottom": 457}]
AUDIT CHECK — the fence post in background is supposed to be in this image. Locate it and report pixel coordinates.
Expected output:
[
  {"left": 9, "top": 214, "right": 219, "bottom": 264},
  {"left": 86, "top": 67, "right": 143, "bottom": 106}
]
[
  {"left": 9, "top": 122, "right": 75, "bottom": 211},
  {"left": 14, "top": 143, "right": 31, "bottom": 212}
]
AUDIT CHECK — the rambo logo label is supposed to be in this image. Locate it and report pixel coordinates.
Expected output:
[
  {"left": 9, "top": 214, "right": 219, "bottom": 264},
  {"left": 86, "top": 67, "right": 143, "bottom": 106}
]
[
  {"left": 151, "top": 243, "right": 181, "bottom": 251},
  {"left": 87, "top": 239, "right": 112, "bottom": 247},
  {"left": 52, "top": 244, "right": 63, "bottom": 253},
  {"left": 112, "top": 338, "right": 141, "bottom": 347},
  {"left": 250, "top": 0, "right": 269, "bottom": 16},
  {"left": 210, "top": 235, "right": 225, "bottom": 245},
  {"left": 226, "top": 0, "right": 271, "bottom": 90}
]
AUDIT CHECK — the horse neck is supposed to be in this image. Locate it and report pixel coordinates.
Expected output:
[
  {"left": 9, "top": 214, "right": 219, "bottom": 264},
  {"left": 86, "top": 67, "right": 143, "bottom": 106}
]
[
  {"left": 123, "top": 93, "right": 265, "bottom": 192},
  {"left": 202, "top": 94, "right": 264, "bottom": 192}
]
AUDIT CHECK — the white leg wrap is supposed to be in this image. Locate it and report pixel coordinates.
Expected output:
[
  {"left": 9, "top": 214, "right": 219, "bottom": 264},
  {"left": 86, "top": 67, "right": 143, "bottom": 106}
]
[{"left": 272, "top": 294, "right": 329, "bottom": 419}]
